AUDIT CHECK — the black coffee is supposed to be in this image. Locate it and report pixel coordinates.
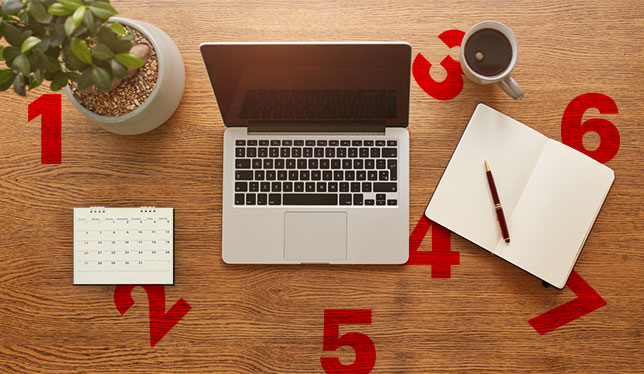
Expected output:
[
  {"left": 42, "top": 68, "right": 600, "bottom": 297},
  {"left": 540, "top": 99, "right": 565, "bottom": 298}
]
[{"left": 464, "top": 28, "right": 513, "bottom": 76}]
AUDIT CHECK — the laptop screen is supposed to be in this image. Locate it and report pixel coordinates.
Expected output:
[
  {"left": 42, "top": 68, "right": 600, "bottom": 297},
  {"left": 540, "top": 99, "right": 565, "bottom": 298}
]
[{"left": 201, "top": 43, "right": 411, "bottom": 127}]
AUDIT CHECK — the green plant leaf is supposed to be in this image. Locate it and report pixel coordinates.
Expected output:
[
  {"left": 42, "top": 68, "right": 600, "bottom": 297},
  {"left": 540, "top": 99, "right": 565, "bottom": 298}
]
[
  {"left": 32, "top": 48, "right": 50, "bottom": 69},
  {"left": 72, "top": 5, "right": 86, "bottom": 28},
  {"left": 28, "top": 1, "right": 51, "bottom": 23},
  {"left": 91, "top": 65, "right": 111, "bottom": 91},
  {"left": 109, "top": 22, "right": 126, "bottom": 35},
  {"left": 12, "top": 54, "right": 31, "bottom": 76},
  {"left": 21, "top": 36, "right": 42, "bottom": 54},
  {"left": 97, "top": 26, "right": 131, "bottom": 54},
  {"left": 50, "top": 71, "right": 68, "bottom": 91},
  {"left": 13, "top": 73, "right": 26, "bottom": 96},
  {"left": 3, "top": 46, "right": 21, "bottom": 64},
  {"left": 91, "top": 43, "right": 112, "bottom": 60},
  {"left": 0, "top": 69, "right": 15, "bottom": 85},
  {"left": 88, "top": 1, "right": 117, "bottom": 20},
  {"left": 0, "top": 70, "right": 17, "bottom": 91},
  {"left": 110, "top": 57, "right": 127, "bottom": 79},
  {"left": 2, "top": 22, "right": 24, "bottom": 46},
  {"left": 114, "top": 52, "right": 143, "bottom": 69},
  {"left": 59, "top": 0, "right": 83, "bottom": 11},
  {"left": 64, "top": 15, "right": 76, "bottom": 36},
  {"left": 2, "top": 0, "right": 24, "bottom": 15},
  {"left": 82, "top": 7, "right": 97, "bottom": 34},
  {"left": 28, "top": 70, "right": 43, "bottom": 89},
  {"left": 77, "top": 66, "right": 93, "bottom": 90},
  {"left": 70, "top": 37, "right": 92, "bottom": 64},
  {"left": 48, "top": 3, "right": 74, "bottom": 16},
  {"left": 62, "top": 46, "right": 88, "bottom": 71}
]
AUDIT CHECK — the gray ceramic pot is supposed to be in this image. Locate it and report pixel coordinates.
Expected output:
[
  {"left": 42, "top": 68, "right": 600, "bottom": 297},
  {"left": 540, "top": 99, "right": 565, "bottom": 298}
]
[{"left": 64, "top": 17, "right": 185, "bottom": 135}]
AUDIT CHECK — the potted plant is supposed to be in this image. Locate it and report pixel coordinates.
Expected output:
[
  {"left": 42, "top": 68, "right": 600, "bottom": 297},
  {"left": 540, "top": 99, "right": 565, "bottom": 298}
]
[{"left": 0, "top": 0, "right": 184, "bottom": 135}]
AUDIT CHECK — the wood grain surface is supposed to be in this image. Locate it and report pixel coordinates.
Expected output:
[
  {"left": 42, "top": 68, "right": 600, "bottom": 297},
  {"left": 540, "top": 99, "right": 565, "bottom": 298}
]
[{"left": 1, "top": 0, "right": 643, "bottom": 372}]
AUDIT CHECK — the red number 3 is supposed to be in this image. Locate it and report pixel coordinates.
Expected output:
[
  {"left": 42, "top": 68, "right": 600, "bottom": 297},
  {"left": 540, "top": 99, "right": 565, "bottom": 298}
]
[
  {"left": 321, "top": 309, "right": 376, "bottom": 374},
  {"left": 412, "top": 30, "right": 465, "bottom": 101},
  {"left": 561, "top": 93, "right": 620, "bottom": 164}
]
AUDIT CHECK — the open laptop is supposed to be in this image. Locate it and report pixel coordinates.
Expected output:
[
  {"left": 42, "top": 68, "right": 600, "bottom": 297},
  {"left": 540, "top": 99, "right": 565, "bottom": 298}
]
[{"left": 200, "top": 42, "right": 411, "bottom": 264}]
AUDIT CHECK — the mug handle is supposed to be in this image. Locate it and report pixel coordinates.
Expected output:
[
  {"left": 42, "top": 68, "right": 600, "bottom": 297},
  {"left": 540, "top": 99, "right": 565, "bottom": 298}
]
[{"left": 497, "top": 76, "right": 524, "bottom": 100}]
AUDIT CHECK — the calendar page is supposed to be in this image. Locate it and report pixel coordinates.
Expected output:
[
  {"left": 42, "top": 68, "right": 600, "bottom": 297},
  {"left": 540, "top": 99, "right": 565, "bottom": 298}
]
[{"left": 73, "top": 207, "right": 174, "bottom": 285}]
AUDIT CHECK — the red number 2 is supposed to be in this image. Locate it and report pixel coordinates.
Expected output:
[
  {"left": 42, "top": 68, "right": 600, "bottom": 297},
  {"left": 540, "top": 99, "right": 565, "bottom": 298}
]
[
  {"left": 28, "top": 94, "right": 62, "bottom": 164},
  {"left": 114, "top": 285, "right": 191, "bottom": 347},
  {"left": 321, "top": 309, "right": 376, "bottom": 374},
  {"left": 412, "top": 30, "right": 465, "bottom": 101},
  {"left": 561, "top": 93, "right": 620, "bottom": 164}
]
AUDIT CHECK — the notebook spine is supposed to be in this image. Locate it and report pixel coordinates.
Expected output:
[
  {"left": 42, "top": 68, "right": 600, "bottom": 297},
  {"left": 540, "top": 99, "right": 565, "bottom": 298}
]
[
  {"left": 140, "top": 206, "right": 156, "bottom": 213},
  {"left": 89, "top": 206, "right": 106, "bottom": 213}
]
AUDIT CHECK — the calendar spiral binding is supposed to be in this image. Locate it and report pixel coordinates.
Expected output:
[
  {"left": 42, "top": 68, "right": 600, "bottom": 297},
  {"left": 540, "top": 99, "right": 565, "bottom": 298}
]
[
  {"left": 141, "top": 206, "right": 157, "bottom": 213},
  {"left": 89, "top": 206, "right": 106, "bottom": 213}
]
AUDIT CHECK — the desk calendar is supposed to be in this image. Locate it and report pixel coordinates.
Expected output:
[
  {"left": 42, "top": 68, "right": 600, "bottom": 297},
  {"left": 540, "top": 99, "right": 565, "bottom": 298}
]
[{"left": 73, "top": 207, "right": 174, "bottom": 285}]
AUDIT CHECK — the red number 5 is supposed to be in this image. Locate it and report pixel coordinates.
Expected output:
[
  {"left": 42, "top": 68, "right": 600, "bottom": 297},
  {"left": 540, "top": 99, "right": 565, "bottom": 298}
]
[
  {"left": 321, "top": 309, "right": 376, "bottom": 374},
  {"left": 561, "top": 93, "right": 620, "bottom": 164}
]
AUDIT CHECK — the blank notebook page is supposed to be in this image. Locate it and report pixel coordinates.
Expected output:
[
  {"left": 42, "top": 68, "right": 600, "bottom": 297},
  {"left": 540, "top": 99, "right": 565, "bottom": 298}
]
[
  {"left": 493, "top": 140, "right": 615, "bottom": 288},
  {"left": 426, "top": 104, "right": 548, "bottom": 251}
]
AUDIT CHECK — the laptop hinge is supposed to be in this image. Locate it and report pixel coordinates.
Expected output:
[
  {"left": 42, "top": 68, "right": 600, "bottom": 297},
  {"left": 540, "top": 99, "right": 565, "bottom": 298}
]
[{"left": 248, "top": 124, "right": 386, "bottom": 134}]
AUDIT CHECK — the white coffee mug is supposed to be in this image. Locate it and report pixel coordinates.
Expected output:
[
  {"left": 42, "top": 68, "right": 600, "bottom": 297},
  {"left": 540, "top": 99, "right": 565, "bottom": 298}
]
[{"left": 460, "top": 21, "right": 523, "bottom": 100}]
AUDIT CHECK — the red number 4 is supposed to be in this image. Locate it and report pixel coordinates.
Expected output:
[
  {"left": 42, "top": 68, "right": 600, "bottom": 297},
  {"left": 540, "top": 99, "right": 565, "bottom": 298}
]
[
  {"left": 321, "top": 309, "right": 376, "bottom": 374},
  {"left": 407, "top": 215, "right": 460, "bottom": 278}
]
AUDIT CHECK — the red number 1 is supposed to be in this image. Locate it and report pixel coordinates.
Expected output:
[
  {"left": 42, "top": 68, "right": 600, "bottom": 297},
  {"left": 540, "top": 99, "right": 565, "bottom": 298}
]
[
  {"left": 321, "top": 309, "right": 376, "bottom": 374},
  {"left": 28, "top": 94, "right": 61, "bottom": 164}
]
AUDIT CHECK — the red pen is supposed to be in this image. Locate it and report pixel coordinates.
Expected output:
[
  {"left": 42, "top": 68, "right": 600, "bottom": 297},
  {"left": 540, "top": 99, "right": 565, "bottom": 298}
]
[{"left": 484, "top": 160, "right": 510, "bottom": 243}]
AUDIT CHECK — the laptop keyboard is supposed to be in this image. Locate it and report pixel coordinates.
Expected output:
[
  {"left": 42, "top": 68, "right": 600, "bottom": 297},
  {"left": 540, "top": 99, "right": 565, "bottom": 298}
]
[
  {"left": 239, "top": 89, "right": 397, "bottom": 120},
  {"left": 234, "top": 138, "right": 399, "bottom": 207}
]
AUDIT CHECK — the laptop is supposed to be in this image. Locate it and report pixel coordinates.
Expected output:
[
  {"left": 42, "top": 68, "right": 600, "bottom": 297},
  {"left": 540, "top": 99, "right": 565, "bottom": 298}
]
[{"left": 200, "top": 42, "right": 411, "bottom": 264}]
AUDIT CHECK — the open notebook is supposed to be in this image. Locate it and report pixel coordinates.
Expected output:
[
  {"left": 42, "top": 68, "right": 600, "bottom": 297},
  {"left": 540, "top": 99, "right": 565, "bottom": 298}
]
[{"left": 425, "top": 104, "right": 614, "bottom": 288}]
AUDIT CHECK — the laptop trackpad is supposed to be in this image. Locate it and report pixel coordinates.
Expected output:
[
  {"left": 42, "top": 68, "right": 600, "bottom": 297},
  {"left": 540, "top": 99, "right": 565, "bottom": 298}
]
[{"left": 284, "top": 212, "right": 347, "bottom": 261}]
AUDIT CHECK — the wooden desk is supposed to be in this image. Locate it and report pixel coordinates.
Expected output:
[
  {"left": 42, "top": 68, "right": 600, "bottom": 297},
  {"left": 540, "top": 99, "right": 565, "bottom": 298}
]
[{"left": 1, "top": 0, "right": 643, "bottom": 372}]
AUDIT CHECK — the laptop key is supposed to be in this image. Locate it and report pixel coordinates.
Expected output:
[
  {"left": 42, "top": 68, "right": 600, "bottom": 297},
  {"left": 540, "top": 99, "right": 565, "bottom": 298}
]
[
  {"left": 236, "top": 159, "right": 251, "bottom": 169},
  {"left": 257, "top": 193, "right": 267, "bottom": 205},
  {"left": 328, "top": 182, "right": 338, "bottom": 192},
  {"left": 365, "top": 199, "right": 375, "bottom": 206},
  {"left": 362, "top": 182, "right": 372, "bottom": 192},
  {"left": 289, "top": 171, "right": 298, "bottom": 180},
  {"left": 317, "top": 182, "right": 326, "bottom": 192},
  {"left": 353, "top": 194, "right": 363, "bottom": 205},
  {"left": 298, "top": 159, "right": 307, "bottom": 169},
  {"left": 263, "top": 159, "right": 273, "bottom": 169},
  {"left": 275, "top": 159, "right": 285, "bottom": 169},
  {"left": 376, "top": 160, "right": 386, "bottom": 169},
  {"left": 292, "top": 148, "right": 302, "bottom": 157},
  {"left": 266, "top": 171, "right": 276, "bottom": 180},
  {"left": 331, "top": 159, "right": 341, "bottom": 169},
  {"left": 311, "top": 171, "right": 321, "bottom": 180},
  {"left": 252, "top": 159, "right": 262, "bottom": 169},
  {"left": 246, "top": 194, "right": 256, "bottom": 205},
  {"left": 286, "top": 159, "right": 296, "bottom": 169},
  {"left": 376, "top": 200, "right": 386, "bottom": 206},
  {"left": 249, "top": 182, "right": 259, "bottom": 192},
  {"left": 376, "top": 140, "right": 385, "bottom": 146},
  {"left": 261, "top": 182, "right": 270, "bottom": 192},
  {"left": 283, "top": 182, "right": 293, "bottom": 192},
  {"left": 387, "top": 140, "right": 397, "bottom": 146},
  {"left": 235, "top": 147, "right": 245, "bottom": 157},
  {"left": 305, "top": 182, "right": 315, "bottom": 192},
  {"left": 235, "top": 194, "right": 244, "bottom": 205},
  {"left": 340, "top": 194, "right": 352, "bottom": 205},
  {"left": 235, "top": 182, "right": 248, "bottom": 192},
  {"left": 376, "top": 194, "right": 386, "bottom": 201},
  {"left": 382, "top": 148, "right": 397, "bottom": 157},
  {"left": 387, "top": 199, "right": 397, "bottom": 206},
  {"left": 342, "top": 159, "right": 352, "bottom": 169},
  {"left": 255, "top": 170, "right": 265, "bottom": 180},
  {"left": 236, "top": 140, "right": 246, "bottom": 146},
  {"left": 374, "top": 183, "right": 397, "bottom": 192},
  {"left": 351, "top": 182, "right": 360, "bottom": 192},
  {"left": 278, "top": 171, "right": 287, "bottom": 180},
  {"left": 258, "top": 147, "right": 268, "bottom": 157},
  {"left": 283, "top": 194, "right": 338, "bottom": 205},
  {"left": 323, "top": 171, "right": 332, "bottom": 180},
  {"left": 247, "top": 140, "right": 257, "bottom": 146},
  {"left": 272, "top": 182, "right": 281, "bottom": 192},
  {"left": 379, "top": 171, "right": 389, "bottom": 181},
  {"left": 294, "top": 182, "right": 304, "bottom": 192},
  {"left": 270, "top": 148, "right": 279, "bottom": 157},
  {"left": 259, "top": 140, "right": 269, "bottom": 146},
  {"left": 236, "top": 171, "right": 253, "bottom": 180},
  {"left": 340, "top": 182, "right": 349, "bottom": 192},
  {"left": 268, "top": 194, "right": 281, "bottom": 205}
]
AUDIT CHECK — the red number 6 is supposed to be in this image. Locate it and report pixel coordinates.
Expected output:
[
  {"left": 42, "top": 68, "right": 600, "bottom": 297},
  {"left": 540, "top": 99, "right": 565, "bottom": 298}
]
[
  {"left": 412, "top": 29, "right": 465, "bottom": 101},
  {"left": 561, "top": 93, "right": 620, "bottom": 164},
  {"left": 321, "top": 309, "right": 375, "bottom": 374}
]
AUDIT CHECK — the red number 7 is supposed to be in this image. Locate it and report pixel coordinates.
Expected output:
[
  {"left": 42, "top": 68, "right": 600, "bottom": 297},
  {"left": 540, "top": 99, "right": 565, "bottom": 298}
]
[{"left": 321, "top": 309, "right": 376, "bottom": 374}]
